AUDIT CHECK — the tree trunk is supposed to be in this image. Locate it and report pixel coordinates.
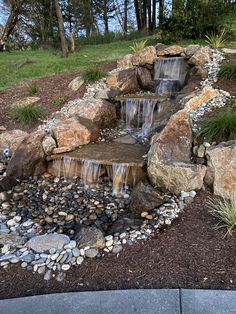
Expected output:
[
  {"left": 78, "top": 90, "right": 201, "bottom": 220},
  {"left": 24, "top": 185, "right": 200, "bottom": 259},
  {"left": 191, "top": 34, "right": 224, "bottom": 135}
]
[
  {"left": 124, "top": 0, "right": 128, "bottom": 34},
  {"left": 103, "top": 0, "right": 109, "bottom": 33},
  {"left": 0, "top": 6, "right": 21, "bottom": 51},
  {"left": 159, "top": 0, "right": 164, "bottom": 27},
  {"left": 152, "top": 0, "right": 156, "bottom": 29},
  {"left": 54, "top": 0, "right": 68, "bottom": 57},
  {"left": 134, "top": 0, "right": 142, "bottom": 30}
]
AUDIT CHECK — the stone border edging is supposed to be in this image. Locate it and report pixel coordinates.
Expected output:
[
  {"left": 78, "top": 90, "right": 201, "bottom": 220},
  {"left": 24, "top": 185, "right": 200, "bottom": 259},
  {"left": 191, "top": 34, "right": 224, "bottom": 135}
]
[{"left": 0, "top": 289, "right": 236, "bottom": 314}]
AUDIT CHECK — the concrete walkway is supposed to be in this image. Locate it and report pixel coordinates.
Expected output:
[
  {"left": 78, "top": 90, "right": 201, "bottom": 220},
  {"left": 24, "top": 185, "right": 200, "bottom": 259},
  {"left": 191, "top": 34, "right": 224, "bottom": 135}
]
[{"left": 0, "top": 289, "right": 236, "bottom": 314}]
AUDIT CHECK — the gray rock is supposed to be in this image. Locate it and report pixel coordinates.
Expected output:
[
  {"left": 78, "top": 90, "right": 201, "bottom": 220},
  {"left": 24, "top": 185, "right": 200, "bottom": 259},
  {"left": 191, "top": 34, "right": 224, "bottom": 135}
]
[
  {"left": 43, "top": 270, "right": 52, "bottom": 281},
  {"left": 72, "top": 248, "right": 80, "bottom": 257},
  {"left": 112, "top": 245, "right": 123, "bottom": 254},
  {"left": 76, "top": 227, "right": 105, "bottom": 250},
  {"left": 85, "top": 248, "right": 98, "bottom": 258},
  {"left": 26, "top": 234, "right": 70, "bottom": 253}
]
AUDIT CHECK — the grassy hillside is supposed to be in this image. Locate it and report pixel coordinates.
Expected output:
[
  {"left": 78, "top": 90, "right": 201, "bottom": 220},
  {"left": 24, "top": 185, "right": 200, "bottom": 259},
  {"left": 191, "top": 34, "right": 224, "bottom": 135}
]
[{"left": 0, "top": 28, "right": 235, "bottom": 92}]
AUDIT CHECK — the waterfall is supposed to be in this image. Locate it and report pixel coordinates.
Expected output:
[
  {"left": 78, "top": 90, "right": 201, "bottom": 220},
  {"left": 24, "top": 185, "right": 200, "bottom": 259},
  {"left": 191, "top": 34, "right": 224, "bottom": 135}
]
[
  {"left": 154, "top": 57, "right": 188, "bottom": 96},
  {"left": 121, "top": 98, "right": 157, "bottom": 137},
  {"left": 112, "top": 163, "right": 130, "bottom": 196},
  {"left": 81, "top": 159, "right": 101, "bottom": 188},
  {"left": 52, "top": 156, "right": 79, "bottom": 179}
]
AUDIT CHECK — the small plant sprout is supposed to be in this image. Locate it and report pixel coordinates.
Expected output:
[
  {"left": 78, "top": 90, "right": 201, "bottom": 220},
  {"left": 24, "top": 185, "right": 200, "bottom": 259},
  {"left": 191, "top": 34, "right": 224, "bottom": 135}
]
[
  {"left": 51, "top": 96, "right": 67, "bottom": 106},
  {"left": 207, "top": 194, "right": 236, "bottom": 237},
  {"left": 26, "top": 82, "right": 39, "bottom": 95}
]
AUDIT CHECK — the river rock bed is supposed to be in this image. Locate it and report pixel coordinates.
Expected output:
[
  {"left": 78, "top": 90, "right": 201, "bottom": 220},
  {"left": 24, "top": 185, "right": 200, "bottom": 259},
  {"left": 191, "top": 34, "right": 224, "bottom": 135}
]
[{"left": 0, "top": 176, "right": 196, "bottom": 281}]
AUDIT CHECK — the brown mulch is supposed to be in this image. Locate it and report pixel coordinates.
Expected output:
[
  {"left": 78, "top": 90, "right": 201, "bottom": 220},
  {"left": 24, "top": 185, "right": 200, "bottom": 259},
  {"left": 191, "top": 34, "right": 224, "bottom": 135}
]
[
  {"left": 0, "top": 190, "right": 236, "bottom": 300},
  {"left": 0, "top": 61, "right": 117, "bottom": 133},
  {"left": 214, "top": 53, "right": 236, "bottom": 96}
]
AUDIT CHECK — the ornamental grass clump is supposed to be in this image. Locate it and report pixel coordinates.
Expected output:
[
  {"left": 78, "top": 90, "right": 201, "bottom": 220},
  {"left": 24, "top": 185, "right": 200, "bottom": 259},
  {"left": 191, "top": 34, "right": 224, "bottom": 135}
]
[
  {"left": 82, "top": 67, "right": 106, "bottom": 83},
  {"left": 219, "top": 63, "right": 236, "bottom": 80},
  {"left": 197, "top": 110, "right": 236, "bottom": 142},
  {"left": 207, "top": 194, "right": 236, "bottom": 237},
  {"left": 26, "top": 82, "right": 39, "bottom": 95},
  {"left": 205, "top": 28, "right": 228, "bottom": 48},
  {"left": 130, "top": 39, "right": 147, "bottom": 52},
  {"left": 10, "top": 104, "right": 45, "bottom": 125}
]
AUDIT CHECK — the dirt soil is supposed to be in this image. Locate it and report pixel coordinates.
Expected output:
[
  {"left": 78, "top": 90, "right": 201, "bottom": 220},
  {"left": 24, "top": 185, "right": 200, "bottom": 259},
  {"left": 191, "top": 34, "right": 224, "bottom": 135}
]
[
  {"left": 0, "top": 62, "right": 117, "bottom": 132},
  {"left": 0, "top": 190, "right": 236, "bottom": 300}
]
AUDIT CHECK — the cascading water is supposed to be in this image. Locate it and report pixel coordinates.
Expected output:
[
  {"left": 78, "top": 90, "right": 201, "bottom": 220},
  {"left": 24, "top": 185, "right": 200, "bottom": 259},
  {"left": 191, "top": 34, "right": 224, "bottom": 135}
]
[
  {"left": 81, "top": 159, "right": 101, "bottom": 188},
  {"left": 121, "top": 98, "right": 157, "bottom": 137},
  {"left": 154, "top": 57, "right": 188, "bottom": 97},
  {"left": 52, "top": 156, "right": 80, "bottom": 179},
  {"left": 112, "top": 163, "right": 130, "bottom": 196}
]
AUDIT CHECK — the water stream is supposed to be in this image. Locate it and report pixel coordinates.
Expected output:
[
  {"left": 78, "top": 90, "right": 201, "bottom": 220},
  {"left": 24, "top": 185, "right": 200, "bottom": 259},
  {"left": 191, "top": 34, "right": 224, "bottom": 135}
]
[
  {"left": 121, "top": 98, "right": 157, "bottom": 137},
  {"left": 52, "top": 156, "right": 80, "bottom": 179},
  {"left": 154, "top": 57, "right": 188, "bottom": 96},
  {"left": 81, "top": 159, "right": 101, "bottom": 188}
]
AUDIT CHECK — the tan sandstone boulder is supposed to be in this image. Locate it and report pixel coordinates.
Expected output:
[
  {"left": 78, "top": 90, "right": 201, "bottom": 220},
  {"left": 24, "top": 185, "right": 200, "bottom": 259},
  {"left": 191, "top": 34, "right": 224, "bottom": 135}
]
[
  {"left": 184, "top": 86, "right": 220, "bottom": 111},
  {"left": 131, "top": 46, "right": 157, "bottom": 66},
  {"left": 157, "top": 45, "right": 184, "bottom": 56},
  {"left": 68, "top": 76, "right": 84, "bottom": 91},
  {"left": 67, "top": 99, "right": 117, "bottom": 129},
  {"left": 0, "top": 130, "right": 28, "bottom": 155},
  {"left": 148, "top": 110, "right": 206, "bottom": 194},
  {"left": 117, "top": 54, "right": 133, "bottom": 70},
  {"left": 106, "top": 68, "right": 140, "bottom": 94},
  {"left": 205, "top": 141, "right": 236, "bottom": 198},
  {"left": 52, "top": 116, "right": 99, "bottom": 150},
  {"left": 188, "top": 46, "right": 212, "bottom": 66}
]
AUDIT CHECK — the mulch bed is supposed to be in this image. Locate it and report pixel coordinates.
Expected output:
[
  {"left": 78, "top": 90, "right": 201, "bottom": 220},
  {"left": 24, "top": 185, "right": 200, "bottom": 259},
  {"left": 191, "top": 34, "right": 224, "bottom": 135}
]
[
  {"left": 0, "top": 190, "right": 236, "bottom": 300},
  {"left": 0, "top": 61, "right": 116, "bottom": 132}
]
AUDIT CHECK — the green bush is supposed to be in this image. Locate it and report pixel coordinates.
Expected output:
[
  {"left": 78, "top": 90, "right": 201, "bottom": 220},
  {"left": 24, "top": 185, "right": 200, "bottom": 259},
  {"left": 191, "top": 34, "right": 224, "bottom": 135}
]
[
  {"left": 10, "top": 104, "right": 45, "bottom": 125},
  {"left": 26, "top": 82, "right": 39, "bottom": 95},
  {"left": 207, "top": 194, "right": 236, "bottom": 236},
  {"left": 82, "top": 67, "right": 106, "bottom": 83},
  {"left": 51, "top": 95, "right": 67, "bottom": 106},
  {"left": 197, "top": 110, "right": 236, "bottom": 142},
  {"left": 219, "top": 63, "right": 236, "bottom": 80}
]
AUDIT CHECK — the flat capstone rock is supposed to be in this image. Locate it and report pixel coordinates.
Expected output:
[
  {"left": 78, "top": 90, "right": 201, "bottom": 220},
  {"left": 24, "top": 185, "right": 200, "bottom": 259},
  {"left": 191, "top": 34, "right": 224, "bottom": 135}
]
[{"left": 26, "top": 234, "right": 70, "bottom": 253}]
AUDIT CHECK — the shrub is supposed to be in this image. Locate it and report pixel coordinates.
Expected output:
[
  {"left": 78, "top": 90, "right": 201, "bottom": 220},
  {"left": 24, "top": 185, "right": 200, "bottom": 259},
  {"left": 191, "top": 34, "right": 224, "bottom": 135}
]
[
  {"left": 205, "top": 28, "right": 228, "bottom": 48},
  {"left": 51, "top": 95, "right": 67, "bottom": 106},
  {"left": 10, "top": 104, "right": 45, "bottom": 125},
  {"left": 219, "top": 63, "right": 236, "bottom": 80},
  {"left": 226, "top": 98, "right": 236, "bottom": 109},
  {"left": 207, "top": 194, "right": 236, "bottom": 236},
  {"left": 26, "top": 82, "right": 39, "bottom": 95},
  {"left": 130, "top": 39, "right": 147, "bottom": 52},
  {"left": 82, "top": 67, "right": 106, "bottom": 83},
  {"left": 197, "top": 110, "right": 236, "bottom": 142}
]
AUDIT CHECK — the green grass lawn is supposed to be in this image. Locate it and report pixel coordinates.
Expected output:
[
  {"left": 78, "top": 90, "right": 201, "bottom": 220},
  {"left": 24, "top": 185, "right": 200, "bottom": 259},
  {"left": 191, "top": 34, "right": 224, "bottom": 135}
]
[{"left": 0, "top": 40, "right": 136, "bottom": 91}]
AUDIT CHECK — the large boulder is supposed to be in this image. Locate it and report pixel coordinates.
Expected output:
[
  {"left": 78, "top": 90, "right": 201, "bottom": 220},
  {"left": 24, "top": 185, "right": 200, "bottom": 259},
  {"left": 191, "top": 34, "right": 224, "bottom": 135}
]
[
  {"left": 184, "top": 45, "right": 200, "bottom": 58},
  {"left": 106, "top": 68, "right": 140, "bottom": 95},
  {"left": 188, "top": 46, "right": 212, "bottom": 66},
  {"left": 67, "top": 99, "right": 117, "bottom": 129},
  {"left": 205, "top": 141, "right": 236, "bottom": 198},
  {"left": 131, "top": 46, "right": 157, "bottom": 66},
  {"left": 0, "top": 130, "right": 28, "bottom": 156},
  {"left": 136, "top": 67, "right": 154, "bottom": 91},
  {"left": 148, "top": 110, "right": 206, "bottom": 194},
  {"left": 184, "top": 86, "right": 220, "bottom": 111},
  {"left": 52, "top": 116, "right": 100, "bottom": 151},
  {"left": 151, "top": 110, "right": 193, "bottom": 163},
  {"left": 6, "top": 130, "right": 46, "bottom": 178},
  {"left": 157, "top": 45, "right": 184, "bottom": 56},
  {"left": 148, "top": 158, "right": 206, "bottom": 194},
  {"left": 117, "top": 54, "right": 133, "bottom": 70}
]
